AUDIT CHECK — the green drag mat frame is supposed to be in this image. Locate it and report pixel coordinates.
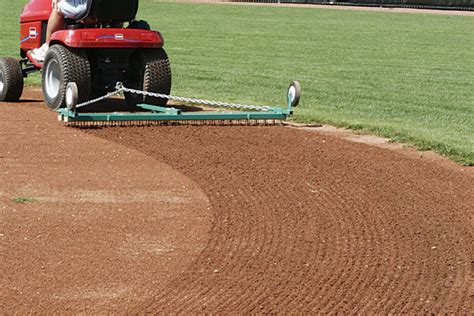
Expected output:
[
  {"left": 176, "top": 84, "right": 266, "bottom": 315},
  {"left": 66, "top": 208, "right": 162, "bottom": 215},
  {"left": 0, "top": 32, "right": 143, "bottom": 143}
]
[{"left": 57, "top": 104, "right": 293, "bottom": 123}]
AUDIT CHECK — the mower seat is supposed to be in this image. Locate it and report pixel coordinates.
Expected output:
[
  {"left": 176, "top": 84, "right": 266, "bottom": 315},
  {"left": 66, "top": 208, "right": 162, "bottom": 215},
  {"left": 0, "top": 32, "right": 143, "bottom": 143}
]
[{"left": 74, "top": 0, "right": 139, "bottom": 23}]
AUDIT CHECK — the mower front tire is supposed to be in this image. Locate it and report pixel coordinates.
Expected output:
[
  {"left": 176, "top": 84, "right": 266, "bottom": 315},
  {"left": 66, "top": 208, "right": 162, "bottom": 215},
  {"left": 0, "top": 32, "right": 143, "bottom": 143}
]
[
  {"left": 0, "top": 57, "right": 24, "bottom": 102},
  {"left": 125, "top": 48, "right": 172, "bottom": 107},
  {"left": 42, "top": 45, "right": 91, "bottom": 110}
]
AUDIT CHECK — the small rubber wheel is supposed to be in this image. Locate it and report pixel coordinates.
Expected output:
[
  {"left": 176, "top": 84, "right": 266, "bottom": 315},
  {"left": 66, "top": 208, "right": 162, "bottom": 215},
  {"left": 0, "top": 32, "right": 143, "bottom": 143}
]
[
  {"left": 0, "top": 57, "right": 24, "bottom": 102},
  {"left": 65, "top": 82, "right": 78, "bottom": 111},
  {"left": 42, "top": 45, "right": 91, "bottom": 110},
  {"left": 125, "top": 48, "right": 172, "bottom": 107},
  {"left": 288, "top": 81, "right": 301, "bottom": 107}
]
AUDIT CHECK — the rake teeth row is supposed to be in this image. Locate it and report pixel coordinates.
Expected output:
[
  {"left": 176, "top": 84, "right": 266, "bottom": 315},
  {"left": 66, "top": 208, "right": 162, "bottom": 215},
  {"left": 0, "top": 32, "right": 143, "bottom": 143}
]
[{"left": 62, "top": 119, "right": 284, "bottom": 128}]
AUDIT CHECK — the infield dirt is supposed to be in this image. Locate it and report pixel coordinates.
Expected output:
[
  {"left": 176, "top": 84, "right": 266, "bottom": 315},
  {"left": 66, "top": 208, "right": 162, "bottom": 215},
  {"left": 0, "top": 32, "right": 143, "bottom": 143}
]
[{"left": 1, "top": 89, "right": 473, "bottom": 313}]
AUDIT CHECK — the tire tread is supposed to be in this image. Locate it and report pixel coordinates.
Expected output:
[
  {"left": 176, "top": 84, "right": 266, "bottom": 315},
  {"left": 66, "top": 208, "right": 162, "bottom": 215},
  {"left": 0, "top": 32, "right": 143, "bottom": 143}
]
[
  {"left": 143, "top": 49, "right": 172, "bottom": 106},
  {"left": 0, "top": 57, "right": 24, "bottom": 102}
]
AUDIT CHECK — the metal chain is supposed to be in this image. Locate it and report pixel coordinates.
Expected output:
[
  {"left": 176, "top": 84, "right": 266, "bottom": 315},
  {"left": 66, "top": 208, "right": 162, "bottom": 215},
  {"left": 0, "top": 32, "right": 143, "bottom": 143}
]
[
  {"left": 76, "top": 89, "right": 124, "bottom": 109},
  {"left": 75, "top": 82, "right": 273, "bottom": 112}
]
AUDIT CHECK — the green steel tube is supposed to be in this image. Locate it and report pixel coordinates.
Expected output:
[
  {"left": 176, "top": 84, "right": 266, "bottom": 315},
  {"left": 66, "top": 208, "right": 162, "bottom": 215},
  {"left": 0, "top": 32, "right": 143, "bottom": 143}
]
[{"left": 57, "top": 108, "right": 291, "bottom": 122}]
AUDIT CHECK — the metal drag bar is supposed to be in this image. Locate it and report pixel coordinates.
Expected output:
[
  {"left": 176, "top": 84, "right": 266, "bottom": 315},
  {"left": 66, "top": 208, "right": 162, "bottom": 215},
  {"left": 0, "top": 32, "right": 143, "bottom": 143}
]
[
  {"left": 57, "top": 81, "right": 301, "bottom": 124},
  {"left": 58, "top": 107, "right": 289, "bottom": 123}
]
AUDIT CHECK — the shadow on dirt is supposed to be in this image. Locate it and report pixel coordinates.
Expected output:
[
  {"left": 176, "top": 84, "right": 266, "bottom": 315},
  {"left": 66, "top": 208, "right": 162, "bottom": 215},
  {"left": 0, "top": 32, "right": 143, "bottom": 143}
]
[
  {"left": 17, "top": 99, "right": 43, "bottom": 103},
  {"left": 78, "top": 98, "right": 203, "bottom": 113}
]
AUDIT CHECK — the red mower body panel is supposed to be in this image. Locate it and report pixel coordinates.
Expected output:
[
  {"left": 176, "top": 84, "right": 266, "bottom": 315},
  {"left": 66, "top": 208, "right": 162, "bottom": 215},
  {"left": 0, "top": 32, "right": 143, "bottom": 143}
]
[
  {"left": 20, "top": 0, "right": 52, "bottom": 23},
  {"left": 20, "top": 0, "right": 51, "bottom": 52},
  {"left": 50, "top": 29, "right": 164, "bottom": 49},
  {"left": 20, "top": 0, "right": 163, "bottom": 53},
  {"left": 20, "top": 21, "right": 44, "bottom": 51}
]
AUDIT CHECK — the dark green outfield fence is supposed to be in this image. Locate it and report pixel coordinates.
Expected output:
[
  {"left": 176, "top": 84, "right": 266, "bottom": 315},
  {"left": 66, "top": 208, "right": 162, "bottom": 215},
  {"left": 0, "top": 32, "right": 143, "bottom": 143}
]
[
  {"left": 300, "top": 0, "right": 473, "bottom": 9},
  {"left": 231, "top": 0, "right": 474, "bottom": 10}
]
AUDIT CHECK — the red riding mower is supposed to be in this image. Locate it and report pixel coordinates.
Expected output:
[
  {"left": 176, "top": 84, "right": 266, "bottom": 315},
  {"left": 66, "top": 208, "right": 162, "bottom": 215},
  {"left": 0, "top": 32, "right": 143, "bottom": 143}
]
[{"left": 0, "top": 0, "right": 171, "bottom": 109}]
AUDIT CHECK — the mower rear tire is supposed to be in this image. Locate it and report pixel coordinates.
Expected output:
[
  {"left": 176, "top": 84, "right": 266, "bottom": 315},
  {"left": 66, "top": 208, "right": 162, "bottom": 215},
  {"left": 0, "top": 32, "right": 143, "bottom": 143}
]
[
  {"left": 125, "top": 48, "right": 171, "bottom": 107},
  {"left": 0, "top": 57, "right": 24, "bottom": 102},
  {"left": 42, "top": 45, "right": 91, "bottom": 110}
]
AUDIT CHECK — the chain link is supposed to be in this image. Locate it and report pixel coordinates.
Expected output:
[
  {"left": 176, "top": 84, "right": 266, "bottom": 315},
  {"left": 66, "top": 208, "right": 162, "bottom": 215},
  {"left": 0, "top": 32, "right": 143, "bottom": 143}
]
[
  {"left": 75, "top": 82, "right": 273, "bottom": 112},
  {"left": 75, "top": 89, "right": 123, "bottom": 109}
]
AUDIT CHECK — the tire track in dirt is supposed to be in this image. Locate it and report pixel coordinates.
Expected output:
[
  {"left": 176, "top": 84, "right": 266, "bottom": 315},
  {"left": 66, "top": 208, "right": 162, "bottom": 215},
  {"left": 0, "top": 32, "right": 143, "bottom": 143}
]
[{"left": 90, "top": 125, "right": 473, "bottom": 313}]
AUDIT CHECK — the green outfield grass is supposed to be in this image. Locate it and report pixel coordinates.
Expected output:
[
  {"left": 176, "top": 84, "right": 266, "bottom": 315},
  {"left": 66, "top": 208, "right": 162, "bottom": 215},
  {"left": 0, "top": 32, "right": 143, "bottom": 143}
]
[{"left": 1, "top": 1, "right": 473, "bottom": 164}]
